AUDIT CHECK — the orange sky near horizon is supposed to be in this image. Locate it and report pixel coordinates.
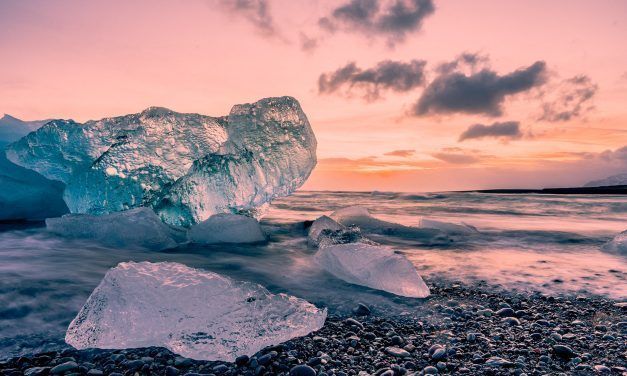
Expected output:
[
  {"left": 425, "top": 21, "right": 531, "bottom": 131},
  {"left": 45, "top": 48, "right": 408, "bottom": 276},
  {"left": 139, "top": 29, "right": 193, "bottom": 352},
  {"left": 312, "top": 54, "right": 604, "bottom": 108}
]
[{"left": 1, "top": 0, "right": 626, "bottom": 191}]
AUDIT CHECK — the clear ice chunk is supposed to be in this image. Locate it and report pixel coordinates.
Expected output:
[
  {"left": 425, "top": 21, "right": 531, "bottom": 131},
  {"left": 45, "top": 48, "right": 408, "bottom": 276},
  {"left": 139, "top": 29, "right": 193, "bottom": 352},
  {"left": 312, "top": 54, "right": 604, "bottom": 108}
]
[
  {"left": 603, "top": 230, "right": 627, "bottom": 255},
  {"left": 46, "top": 208, "right": 177, "bottom": 250},
  {"left": 7, "top": 97, "right": 316, "bottom": 226},
  {"left": 65, "top": 262, "right": 327, "bottom": 361},
  {"left": 314, "top": 243, "right": 430, "bottom": 298},
  {"left": 187, "top": 213, "right": 266, "bottom": 244}
]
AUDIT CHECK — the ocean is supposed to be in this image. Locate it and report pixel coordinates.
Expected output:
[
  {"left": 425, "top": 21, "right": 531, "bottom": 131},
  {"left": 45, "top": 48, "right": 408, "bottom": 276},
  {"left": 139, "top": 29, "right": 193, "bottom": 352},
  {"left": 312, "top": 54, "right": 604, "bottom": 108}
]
[{"left": 0, "top": 191, "right": 625, "bottom": 358}]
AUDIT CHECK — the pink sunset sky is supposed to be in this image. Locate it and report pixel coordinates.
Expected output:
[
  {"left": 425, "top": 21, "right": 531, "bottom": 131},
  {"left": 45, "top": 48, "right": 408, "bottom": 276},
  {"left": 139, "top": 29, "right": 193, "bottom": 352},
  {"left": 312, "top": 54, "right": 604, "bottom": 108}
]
[{"left": 1, "top": 0, "right": 626, "bottom": 191}]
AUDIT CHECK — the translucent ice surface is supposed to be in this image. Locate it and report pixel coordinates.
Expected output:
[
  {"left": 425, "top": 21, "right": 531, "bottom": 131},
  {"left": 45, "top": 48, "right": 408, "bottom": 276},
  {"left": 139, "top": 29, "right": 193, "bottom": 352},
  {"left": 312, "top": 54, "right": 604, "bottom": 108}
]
[
  {"left": 307, "top": 215, "right": 345, "bottom": 247},
  {"left": 65, "top": 262, "right": 327, "bottom": 361},
  {"left": 187, "top": 213, "right": 266, "bottom": 244},
  {"left": 46, "top": 208, "right": 177, "bottom": 250},
  {"left": 7, "top": 97, "right": 316, "bottom": 226},
  {"left": 315, "top": 243, "right": 430, "bottom": 298},
  {"left": 419, "top": 218, "right": 478, "bottom": 234},
  {"left": 603, "top": 230, "right": 626, "bottom": 255}
]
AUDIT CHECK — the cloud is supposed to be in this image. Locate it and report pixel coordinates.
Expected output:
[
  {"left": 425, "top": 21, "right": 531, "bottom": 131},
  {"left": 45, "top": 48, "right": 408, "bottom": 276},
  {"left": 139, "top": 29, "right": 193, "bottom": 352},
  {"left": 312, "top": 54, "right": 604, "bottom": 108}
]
[
  {"left": 218, "top": 0, "right": 278, "bottom": 38},
  {"left": 318, "top": 59, "right": 427, "bottom": 100},
  {"left": 539, "top": 75, "right": 598, "bottom": 122},
  {"left": 431, "top": 152, "right": 480, "bottom": 164},
  {"left": 458, "top": 121, "right": 522, "bottom": 142},
  {"left": 319, "top": 0, "right": 435, "bottom": 46},
  {"left": 384, "top": 149, "right": 416, "bottom": 157},
  {"left": 599, "top": 145, "right": 627, "bottom": 162},
  {"left": 413, "top": 60, "right": 548, "bottom": 116},
  {"left": 299, "top": 33, "right": 318, "bottom": 51}
]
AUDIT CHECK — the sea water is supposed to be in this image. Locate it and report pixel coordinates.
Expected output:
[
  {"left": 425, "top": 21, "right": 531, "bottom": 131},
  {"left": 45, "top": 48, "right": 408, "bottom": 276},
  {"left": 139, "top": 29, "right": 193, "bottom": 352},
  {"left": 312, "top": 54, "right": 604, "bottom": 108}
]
[{"left": 0, "top": 191, "right": 625, "bottom": 357}]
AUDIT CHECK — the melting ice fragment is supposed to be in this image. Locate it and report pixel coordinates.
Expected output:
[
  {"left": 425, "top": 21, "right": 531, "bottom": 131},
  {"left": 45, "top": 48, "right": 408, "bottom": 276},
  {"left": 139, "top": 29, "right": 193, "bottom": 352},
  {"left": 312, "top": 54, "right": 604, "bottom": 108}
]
[
  {"left": 603, "top": 230, "right": 627, "bottom": 255},
  {"left": 187, "top": 213, "right": 266, "bottom": 244},
  {"left": 419, "top": 218, "right": 478, "bottom": 234},
  {"left": 6, "top": 97, "right": 316, "bottom": 226},
  {"left": 46, "top": 208, "right": 177, "bottom": 250},
  {"left": 314, "top": 243, "right": 430, "bottom": 298},
  {"left": 65, "top": 262, "right": 327, "bottom": 361}
]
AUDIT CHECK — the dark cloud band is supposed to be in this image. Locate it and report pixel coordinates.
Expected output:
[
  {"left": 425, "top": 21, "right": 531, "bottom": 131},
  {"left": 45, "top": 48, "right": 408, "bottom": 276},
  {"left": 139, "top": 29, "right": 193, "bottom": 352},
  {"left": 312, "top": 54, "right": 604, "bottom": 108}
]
[{"left": 459, "top": 121, "right": 522, "bottom": 141}]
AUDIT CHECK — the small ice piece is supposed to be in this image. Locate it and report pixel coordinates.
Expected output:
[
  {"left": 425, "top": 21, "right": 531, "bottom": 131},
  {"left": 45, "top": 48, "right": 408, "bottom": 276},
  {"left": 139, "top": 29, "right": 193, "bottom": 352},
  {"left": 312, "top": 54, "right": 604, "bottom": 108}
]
[
  {"left": 602, "top": 230, "right": 627, "bottom": 255},
  {"left": 187, "top": 213, "right": 266, "bottom": 244},
  {"left": 65, "top": 262, "right": 327, "bottom": 361},
  {"left": 314, "top": 243, "right": 430, "bottom": 298},
  {"left": 330, "top": 206, "right": 438, "bottom": 239},
  {"left": 308, "top": 215, "right": 345, "bottom": 246},
  {"left": 46, "top": 208, "right": 177, "bottom": 250},
  {"left": 419, "top": 218, "right": 478, "bottom": 234}
]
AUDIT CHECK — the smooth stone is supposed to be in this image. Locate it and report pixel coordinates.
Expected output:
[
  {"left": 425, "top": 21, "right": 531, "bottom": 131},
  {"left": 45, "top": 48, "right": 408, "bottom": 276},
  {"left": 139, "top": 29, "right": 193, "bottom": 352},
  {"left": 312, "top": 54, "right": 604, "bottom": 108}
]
[
  {"left": 290, "top": 364, "right": 316, "bottom": 376},
  {"left": 484, "top": 357, "right": 514, "bottom": 367},
  {"left": 235, "top": 355, "right": 249, "bottom": 366},
  {"left": 86, "top": 370, "right": 104, "bottom": 376},
  {"left": 353, "top": 303, "right": 371, "bottom": 316},
  {"left": 165, "top": 366, "right": 180, "bottom": 376},
  {"left": 386, "top": 346, "right": 411, "bottom": 358},
  {"left": 423, "top": 366, "right": 439, "bottom": 374},
  {"left": 496, "top": 308, "right": 516, "bottom": 317},
  {"left": 24, "top": 368, "right": 50, "bottom": 376},
  {"left": 553, "top": 345, "right": 576, "bottom": 359},
  {"left": 50, "top": 361, "right": 79, "bottom": 374}
]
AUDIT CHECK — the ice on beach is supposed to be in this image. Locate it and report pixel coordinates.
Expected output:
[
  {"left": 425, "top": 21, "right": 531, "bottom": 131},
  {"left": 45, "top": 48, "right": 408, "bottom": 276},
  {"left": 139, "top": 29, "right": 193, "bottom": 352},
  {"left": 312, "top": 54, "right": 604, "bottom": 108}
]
[
  {"left": 187, "top": 213, "right": 266, "bottom": 244},
  {"left": 314, "top": 243, "right": 430, "bottom": 298},
  {"left": 65, "top": 262, "right": 327, "bottom": 361},
  {"left": 330, "top": 206, "right": 441, "bottom": 239},
  {"left": 0, "top": 150, "right": 68, "bottom": 221},
  {"left": 308, "top": 215, "right": 345, "bottom": 246},
  {"left": 7, "top": 97, "right": 316, "bottom": 226},
  {"left": 603, "top": 230, "right": 627, "bottom": 255},
  {"left": 419, "top": 218, "right": 478, "bottom": 234},
  {"left": 46, "top": 208, "right": 177, "bottom": 250}
]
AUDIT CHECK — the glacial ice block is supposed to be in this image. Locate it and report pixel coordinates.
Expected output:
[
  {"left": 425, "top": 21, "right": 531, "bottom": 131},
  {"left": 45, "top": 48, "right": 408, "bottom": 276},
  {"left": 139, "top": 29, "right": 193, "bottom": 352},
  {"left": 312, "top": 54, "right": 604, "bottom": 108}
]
[
  {"left": 314, "top": 243, "right": 430, "bottom": 298},
  {"left": 187, "top": 213, "right": 266, "bottom": 244},
  {"left": 308, "top": 215, "right": 345, "bottom": 247},
  {"left": 65, "top": 262, "right": 327, "bottom": 361},
  {"left": 46, "top": 208, "right": 177, "bottom": 250},
  {"left": 6, "top": 97, "right": 316, "bottom": 226}
]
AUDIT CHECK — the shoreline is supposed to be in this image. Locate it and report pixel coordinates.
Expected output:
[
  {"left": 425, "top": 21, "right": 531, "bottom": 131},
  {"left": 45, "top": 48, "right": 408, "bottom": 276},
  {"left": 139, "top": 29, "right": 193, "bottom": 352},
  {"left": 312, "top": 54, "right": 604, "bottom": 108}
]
[{"left": 2, "top": 282, "right": 625, "bottom": 375}]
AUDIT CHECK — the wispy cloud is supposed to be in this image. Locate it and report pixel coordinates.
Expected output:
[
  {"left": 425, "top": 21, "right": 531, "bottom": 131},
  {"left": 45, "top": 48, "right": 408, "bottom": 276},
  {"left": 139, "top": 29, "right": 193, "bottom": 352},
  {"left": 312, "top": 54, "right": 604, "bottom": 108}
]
[
  {"left": 539, "top": 75, "right": 598, "bottom": 122},
  {"left": 318, "top": 60, "right": 427, "bottom": 100},
  {"left": 459, "top": 121, "right": 522, "bottom": 142},
  {"left": 217, "top": 0, "right": 279, "bottom": 38},
  {"left": 318, "top": 0, "right": 435, "bottom": 46},
  {"left": 384, "top": 149, "right": 416, "bottom": 157}
]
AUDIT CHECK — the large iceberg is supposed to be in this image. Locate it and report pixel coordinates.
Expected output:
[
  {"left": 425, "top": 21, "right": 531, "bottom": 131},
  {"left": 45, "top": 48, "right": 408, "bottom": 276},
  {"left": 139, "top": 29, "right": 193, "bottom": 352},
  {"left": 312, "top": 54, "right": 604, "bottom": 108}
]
[
  {"left": 65, "top": 262, "right": 327, "bottom": 361},
  {"left": 6, "top": 97, "right": 316, "bottom": 226},
  {"left": 187, "top": 213, "right": 266, "bottom": 244},
  {"left": 46, "top": 208, "right": 177, "bottom": 250},
  {"left": 314, "top": 243, "right": 430, "bottom": 298}
]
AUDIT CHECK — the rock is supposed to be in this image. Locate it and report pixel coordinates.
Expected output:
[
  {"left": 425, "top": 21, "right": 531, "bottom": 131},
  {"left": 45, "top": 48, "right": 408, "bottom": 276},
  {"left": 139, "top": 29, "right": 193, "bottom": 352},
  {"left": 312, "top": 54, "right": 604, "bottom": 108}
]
[
  {"left": 496, "top": 308, "right": 516, "bottom": 317},
  {"left": 353, "top": 303, "right": 371, "bottom": 316},
  {"left": 187, "top": 213, "right": 265, "bottom": 244},
  {"left": 50, "top": 361, "right": 78, "bottom": 374},
  {"left": 385, "top": 346, "right": 411, "bottom": 358},
  {"left": 24, "top": 367, "right": 50, "bottom": 376},
  {"left": 501, "top": 317, "right": 521, "bottom": 326},
  {"left": 235, "top": 355, "right": 250, "bottom": 367},
  {"left": 423, "top": 366, "right": 439, "bottom": 374},
  {"left": 65, "top": 261, "right": 326, "bottom": 361},
  {"left": 484, "top": 357, "right": 514, "bottom": 367},
  {"left": 290, "top": 364, "right": 316, "bottom": 376},
  {"left": 86, "top": 369, "right": 104, "bottom": 376},
  {"left": 165, "top": 366, "right": 180, "bottom": 376},
  {"left": 593, "top": 365, "right": 611, "bottom": 373},
  {"left": 553, "top": 345, "right": 576, "bottom": 359},
  {"left": 7, "top": 97, "right": 317, "bottom": 227},
  {"left": 431, "top": 347, "right": 447, "bottom": 360}
]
